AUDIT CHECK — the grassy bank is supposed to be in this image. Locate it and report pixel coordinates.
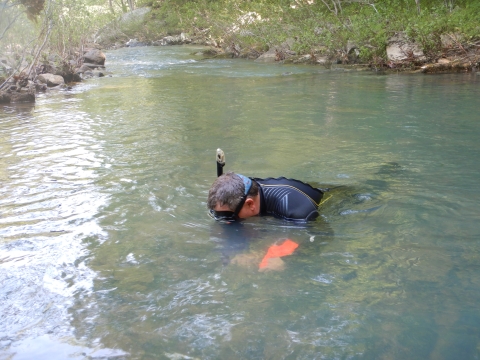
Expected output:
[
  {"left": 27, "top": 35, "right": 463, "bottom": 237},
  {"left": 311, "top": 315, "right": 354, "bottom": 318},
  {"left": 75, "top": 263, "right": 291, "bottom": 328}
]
[{"left": 134, "top": 0, "right": 479, "bottom": 66}]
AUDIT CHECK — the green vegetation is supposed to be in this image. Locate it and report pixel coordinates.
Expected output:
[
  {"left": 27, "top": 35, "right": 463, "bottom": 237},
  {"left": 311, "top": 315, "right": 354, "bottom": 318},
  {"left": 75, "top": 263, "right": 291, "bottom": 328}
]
[
  {"left": 1, "top": 0, "right": 479, "bottom": 83},
  {"left": 137, "top": 0, "right": 479, "bottom": 64},
  {"left": 1, "top": 0, "right": 120, "bottom": 85}
]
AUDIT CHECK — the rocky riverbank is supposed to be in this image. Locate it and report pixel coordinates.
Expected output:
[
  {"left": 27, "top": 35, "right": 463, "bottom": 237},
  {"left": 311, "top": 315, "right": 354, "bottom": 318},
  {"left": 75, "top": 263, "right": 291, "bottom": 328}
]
[
  {"left": 95, "top": 8, "right": 478, "bottom": 75},
  {"left": 1, "top": 6, "right": 478, "bottom": 105},
  {"left": 0, "top": 48, "right": 108, "bottom": 104},
  {"left": 103, "top": 29, "right": 479, "bottom": 76}
]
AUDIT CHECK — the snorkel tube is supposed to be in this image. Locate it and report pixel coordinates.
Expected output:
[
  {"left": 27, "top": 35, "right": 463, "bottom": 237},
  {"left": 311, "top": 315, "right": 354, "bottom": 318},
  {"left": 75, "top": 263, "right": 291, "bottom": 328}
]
[
  {"left": 211, "top": 149, "right": 250, "bottom": 222},
  {"left": 216, "top": 148, "right": 225, "bottom": 177}
]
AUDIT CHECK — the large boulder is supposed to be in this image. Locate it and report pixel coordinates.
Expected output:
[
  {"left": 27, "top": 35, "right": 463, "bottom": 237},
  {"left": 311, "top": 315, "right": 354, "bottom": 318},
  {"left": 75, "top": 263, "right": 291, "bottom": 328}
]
[
  {"left": 37, "top": 73, "right": 65, "bottom": 87},
  {"left": 386, "top": 32, "right": 426, "bottom": 62},
  {"left": 83, "top": 49, "right": 106, "bottom": 66}
]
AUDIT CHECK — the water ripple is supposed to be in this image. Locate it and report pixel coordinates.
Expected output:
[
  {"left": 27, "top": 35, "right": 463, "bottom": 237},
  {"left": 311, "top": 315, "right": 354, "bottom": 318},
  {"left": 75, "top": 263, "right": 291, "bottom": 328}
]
[{"left": 0, "top": 96, "right": 107, "bottom": 345}]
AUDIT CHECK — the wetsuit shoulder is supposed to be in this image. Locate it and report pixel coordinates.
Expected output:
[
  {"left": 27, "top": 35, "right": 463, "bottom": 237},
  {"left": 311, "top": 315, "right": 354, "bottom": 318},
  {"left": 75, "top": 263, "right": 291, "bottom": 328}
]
[{"left": 252, "top": 177, "right": 323, "bottom": 221}]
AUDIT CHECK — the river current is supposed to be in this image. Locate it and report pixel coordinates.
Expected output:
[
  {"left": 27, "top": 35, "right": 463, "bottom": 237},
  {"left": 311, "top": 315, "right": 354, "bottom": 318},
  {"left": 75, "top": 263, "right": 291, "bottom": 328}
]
[{"left": 1, "top": 46, "right": 479, "bottom": 359}]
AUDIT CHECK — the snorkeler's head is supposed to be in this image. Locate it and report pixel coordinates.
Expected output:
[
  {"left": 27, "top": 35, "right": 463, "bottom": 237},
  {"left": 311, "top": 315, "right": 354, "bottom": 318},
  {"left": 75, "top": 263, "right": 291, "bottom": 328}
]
[{"left": 207, "top": 172, "right": 258, "bottom": 221}]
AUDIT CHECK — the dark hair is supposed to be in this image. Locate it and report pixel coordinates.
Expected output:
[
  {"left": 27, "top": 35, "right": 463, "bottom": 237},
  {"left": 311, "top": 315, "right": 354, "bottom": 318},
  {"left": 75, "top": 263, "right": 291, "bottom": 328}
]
[{"left": 207, "top": 172, "right": 258, "bottom": 211}]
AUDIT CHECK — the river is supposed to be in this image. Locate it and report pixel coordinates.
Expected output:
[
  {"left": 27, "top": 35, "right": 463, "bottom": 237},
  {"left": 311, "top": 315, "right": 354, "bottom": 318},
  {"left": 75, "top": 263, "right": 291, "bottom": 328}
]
[{"left": 1, "top": 46, "right": 479, "bottom": 359}]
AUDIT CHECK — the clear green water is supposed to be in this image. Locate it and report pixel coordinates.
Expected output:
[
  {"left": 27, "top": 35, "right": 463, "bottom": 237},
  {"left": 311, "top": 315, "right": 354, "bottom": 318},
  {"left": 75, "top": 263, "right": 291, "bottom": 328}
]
[{"left": 1, "top": 46, "right": 480, "bottom": 359}]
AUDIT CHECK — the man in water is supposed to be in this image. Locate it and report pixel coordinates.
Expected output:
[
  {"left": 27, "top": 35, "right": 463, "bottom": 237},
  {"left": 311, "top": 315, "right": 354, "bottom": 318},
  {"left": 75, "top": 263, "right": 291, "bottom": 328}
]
[
  {"left": 208, "top": 172, "right": 333, "bottom": 271},
  {"left": 208, "top": 171, "right": 325, "bottom": 222}
]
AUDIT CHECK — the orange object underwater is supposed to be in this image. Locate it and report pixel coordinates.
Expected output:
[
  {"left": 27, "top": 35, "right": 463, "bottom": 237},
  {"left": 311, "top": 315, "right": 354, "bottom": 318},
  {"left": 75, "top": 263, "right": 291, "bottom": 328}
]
[{"left": 259, "top": 239, "right": 299, "bottom": 269}]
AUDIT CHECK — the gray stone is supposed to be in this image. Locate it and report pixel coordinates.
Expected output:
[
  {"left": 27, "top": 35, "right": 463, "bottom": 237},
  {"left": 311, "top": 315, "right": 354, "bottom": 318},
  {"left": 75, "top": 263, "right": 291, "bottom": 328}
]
[
  {"left": 158, "top": 33, "right": 191, "bottom": 46},
  {"left": 50, "top": 83, "right": 67, "bottom": 90},
  {"left": 254, "top": 48, "right": 277, "bottom": 63},
  {"left": 347, "top": 40, "right": 358, "bottom": 55},
  {"left": 37, "top": 73, "right": 65, "bottom": 87},
  {"left": 82, "top": 70, "right": 94, "bottom": 79},
  {"left": 180, "top": 32, "right": 191, "bottom": 43},
  {"left": 386, "top": 32, "right": 425, "bottom": 62},
  {"left": 316, "top": 56, "right": 330, "bottom": 65},
  {"left": 76, "top": 64, "right": 91, "bottom": 74},
  {"left": 76, "top": 63, "right": 104, "bottom": 74},
  {"left": 83, "top": 49, "right": 106, "bottom": 65},
  {"left": 126, "top": 38, "right": 147, "bottom": 47}
]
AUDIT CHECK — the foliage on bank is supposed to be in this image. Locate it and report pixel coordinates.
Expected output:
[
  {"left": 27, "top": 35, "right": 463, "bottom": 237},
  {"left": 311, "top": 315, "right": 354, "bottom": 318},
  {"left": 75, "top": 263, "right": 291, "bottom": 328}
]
[
  {"left": 135, "top": 0, "right": 479, "bottom": 65},
  {"left": 0, "top": 0, "right": 124, "bottom": 80},
  {"left": 1, "top": 0, "right": 479, "bottom": 100},
  {"left": 0, "top": 0, "right": 124, "bottom": 100}
]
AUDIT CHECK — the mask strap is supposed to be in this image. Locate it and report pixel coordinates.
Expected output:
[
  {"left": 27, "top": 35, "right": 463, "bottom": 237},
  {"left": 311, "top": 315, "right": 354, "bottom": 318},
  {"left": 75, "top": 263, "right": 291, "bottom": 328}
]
[
  {"left": 236, "top": 174, "right": 252, "bottom": 195},
  {"left": 234, "top": 174, "right": 252, "bottom": 216}
]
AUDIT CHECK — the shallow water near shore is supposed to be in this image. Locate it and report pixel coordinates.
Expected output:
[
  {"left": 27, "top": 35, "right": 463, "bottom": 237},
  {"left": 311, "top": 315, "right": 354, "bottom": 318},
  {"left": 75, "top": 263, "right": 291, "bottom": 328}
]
[{"left": 1, "top": 46, "right": 480, "bottom": 359}]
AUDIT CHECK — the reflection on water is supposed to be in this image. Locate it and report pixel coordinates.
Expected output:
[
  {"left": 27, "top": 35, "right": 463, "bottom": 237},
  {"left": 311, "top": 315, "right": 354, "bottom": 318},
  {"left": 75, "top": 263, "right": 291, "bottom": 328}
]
[{"left": 1, "top": 46, "right": 480, "bottom": 359}]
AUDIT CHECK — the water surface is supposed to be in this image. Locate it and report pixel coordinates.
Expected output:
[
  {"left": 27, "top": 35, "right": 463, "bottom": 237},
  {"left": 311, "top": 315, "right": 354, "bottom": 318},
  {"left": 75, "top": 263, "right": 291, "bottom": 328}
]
[{"left": 1, "top": 46, "right": 480, "bottom": 359}]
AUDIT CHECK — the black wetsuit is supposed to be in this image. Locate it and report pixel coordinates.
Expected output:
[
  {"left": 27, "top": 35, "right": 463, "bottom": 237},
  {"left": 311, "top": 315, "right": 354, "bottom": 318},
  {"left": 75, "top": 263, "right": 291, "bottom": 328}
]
[{"left": 252, "top": 177, "right": 324, "bottom": 221}]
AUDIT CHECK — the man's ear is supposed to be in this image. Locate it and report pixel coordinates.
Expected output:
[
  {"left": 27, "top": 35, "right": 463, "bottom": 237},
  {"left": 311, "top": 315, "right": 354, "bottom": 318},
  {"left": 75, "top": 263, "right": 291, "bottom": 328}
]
[{"left": 245, "top": 198, "right": 255, "bottom": 209}]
